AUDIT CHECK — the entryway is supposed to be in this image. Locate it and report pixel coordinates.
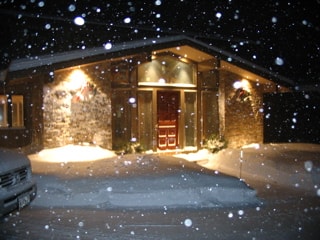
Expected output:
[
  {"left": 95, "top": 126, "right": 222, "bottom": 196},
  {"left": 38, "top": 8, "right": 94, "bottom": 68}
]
[{"left": 157, "top": 91, "right": 180, "bottom": 150}]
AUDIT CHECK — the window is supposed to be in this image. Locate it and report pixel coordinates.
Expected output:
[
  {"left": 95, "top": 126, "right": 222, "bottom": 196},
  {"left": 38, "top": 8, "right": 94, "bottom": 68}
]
[
  {"left": 138, "top": 91, "right": 153, "bottom": 150},
  {"left": 111, "top": 90, "right": 132, "bottom": 150},
  {"left": 0, "top": 95, "right": 24, "bottom": 128},
  {"left": 138, "top": 55, "right": 196, "bottom": 87},
  {"left": 12, "top": 95, "right": 24, "bottom": 127},
  {"left": 184, "top": 91, "right": 197, "bottom": 148}
]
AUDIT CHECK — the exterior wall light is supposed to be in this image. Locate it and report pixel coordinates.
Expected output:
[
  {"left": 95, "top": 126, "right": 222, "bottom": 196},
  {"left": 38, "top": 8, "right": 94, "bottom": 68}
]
[
  {"left": 232, "top": 79, "right": 252, "bottom": 103},
  {"left": 68, "top": 69, "right": 96, "bottom": 102},
  {"left": 233, "top": 79, "right": 251, "bottom": 92},
  {"left": 68, "top": 69, "right": 87, "bottom": 90},
  {"left": 233, "top": 80, "right": 243, "bottom": 89}
]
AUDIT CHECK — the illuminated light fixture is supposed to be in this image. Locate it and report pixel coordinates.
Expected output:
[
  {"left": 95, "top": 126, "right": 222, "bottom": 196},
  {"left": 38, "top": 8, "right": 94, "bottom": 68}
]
[
  {"left": 68, "top": 69, "right": 97, "bottom": 102},
  {"left": 232, "top": 79, "right": 252, "bottom": 103},
  {"left": 233, "top": 80, "right": 243, "bottom": 89},
  {"left": 69, "top": 69, "right": 87, "bottom": 90},
  {"left": 233, "top": 79, "right": 251, "bottom": 92},
  {"left": 180, "top": 57, "right": 188, "bottom": 63}
]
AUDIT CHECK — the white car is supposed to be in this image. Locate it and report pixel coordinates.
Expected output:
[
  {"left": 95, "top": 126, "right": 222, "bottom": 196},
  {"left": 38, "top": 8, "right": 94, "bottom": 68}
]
[{"left": 0, "top": 149, "right": 37, "bottom": 217}]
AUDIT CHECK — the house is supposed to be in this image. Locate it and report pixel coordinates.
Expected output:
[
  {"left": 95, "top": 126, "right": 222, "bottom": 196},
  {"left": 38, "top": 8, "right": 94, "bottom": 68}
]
[{"left": 0, "top": 35, "right": 294, "bottom": 153}]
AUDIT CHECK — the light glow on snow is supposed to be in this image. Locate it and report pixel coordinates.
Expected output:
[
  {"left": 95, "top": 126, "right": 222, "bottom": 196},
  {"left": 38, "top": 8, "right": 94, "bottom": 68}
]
[{"left": 30, "top": 144, "right": 116, "bottom": 163}]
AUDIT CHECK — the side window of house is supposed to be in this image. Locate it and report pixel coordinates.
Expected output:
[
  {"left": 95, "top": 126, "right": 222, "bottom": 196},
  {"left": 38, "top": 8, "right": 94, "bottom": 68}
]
[{"left": 0, "top": 95, "right": 24, "bottom": 128}]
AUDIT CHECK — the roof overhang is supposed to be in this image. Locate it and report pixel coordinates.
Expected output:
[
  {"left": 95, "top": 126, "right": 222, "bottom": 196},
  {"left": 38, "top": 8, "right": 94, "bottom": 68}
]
[
  {"left": 221, "top": 61, "right": 273, "bottom": 85},
  {"left": 7, "top": 35, "right": 295, "bottom": 87}
]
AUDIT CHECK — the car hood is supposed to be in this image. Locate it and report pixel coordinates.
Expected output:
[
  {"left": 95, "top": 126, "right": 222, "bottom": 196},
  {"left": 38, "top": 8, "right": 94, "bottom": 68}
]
[{"left": 0, "top": 149, "right": 31, "bottom": 172}]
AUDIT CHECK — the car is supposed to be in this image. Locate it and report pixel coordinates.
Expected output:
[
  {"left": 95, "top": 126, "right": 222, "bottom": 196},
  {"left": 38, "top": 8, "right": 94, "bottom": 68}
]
[{"left": 0, "top": 148, "right": 37, "bottom": 217}]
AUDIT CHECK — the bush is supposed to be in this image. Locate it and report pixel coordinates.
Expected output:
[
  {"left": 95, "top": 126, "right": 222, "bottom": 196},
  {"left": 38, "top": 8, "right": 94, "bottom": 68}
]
[
  {"left": 204, "top": 134, "right": 227, "bottom": 153},
  {"left": 116, "top": 142, "right": 144, "bottom": 155}
]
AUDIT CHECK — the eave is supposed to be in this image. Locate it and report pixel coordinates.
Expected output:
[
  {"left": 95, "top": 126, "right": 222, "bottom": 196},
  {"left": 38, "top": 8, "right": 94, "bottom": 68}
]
[{"left": 7, "top": 35, "right": 295, "bottom": 88}]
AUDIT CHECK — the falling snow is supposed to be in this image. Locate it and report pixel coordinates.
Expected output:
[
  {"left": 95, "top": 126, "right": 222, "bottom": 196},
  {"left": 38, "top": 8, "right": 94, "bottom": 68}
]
[
  {"left": 73, "top": 16, "right": 85, "bottom": 26},
  {"left": 0, "top": 1, "right": 319, "bottom": 239},
  {"left": 184, "top": 218, "right": 193, "bottom": 227}
]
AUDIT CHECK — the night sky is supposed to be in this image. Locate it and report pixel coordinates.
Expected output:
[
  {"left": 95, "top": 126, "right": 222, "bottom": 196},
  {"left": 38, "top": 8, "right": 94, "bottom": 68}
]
[{"left": 0, "top": 0, "right": 319, "bottom": 87}]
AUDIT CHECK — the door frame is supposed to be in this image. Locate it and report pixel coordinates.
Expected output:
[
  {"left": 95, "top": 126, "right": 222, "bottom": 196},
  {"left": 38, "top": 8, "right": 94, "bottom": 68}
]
[{"left": 137, "top": 88, "right": 199, "bottom": 152}]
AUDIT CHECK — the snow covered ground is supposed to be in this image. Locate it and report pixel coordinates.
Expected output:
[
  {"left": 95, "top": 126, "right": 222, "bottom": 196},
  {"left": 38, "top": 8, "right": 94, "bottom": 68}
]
[
  {"left": 28, "top": 143, "right": 320, "bottom": 209},
  {"left": 175, "top": 143, "right": 320, "bottom": 196}
]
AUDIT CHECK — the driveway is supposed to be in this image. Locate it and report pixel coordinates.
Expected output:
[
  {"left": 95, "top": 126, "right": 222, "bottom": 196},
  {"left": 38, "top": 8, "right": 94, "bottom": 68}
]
[{"left": 30, "top": 154, "right": 260, "bottom": 208}]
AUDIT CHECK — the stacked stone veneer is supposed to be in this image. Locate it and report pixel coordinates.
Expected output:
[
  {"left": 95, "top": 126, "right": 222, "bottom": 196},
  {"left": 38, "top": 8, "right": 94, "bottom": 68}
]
[
  {"left": 220, "top": 71, "right": 274, "bottom": 148},
  {"left": 43, "top": 63, "right": 112, "bottom": 149}
]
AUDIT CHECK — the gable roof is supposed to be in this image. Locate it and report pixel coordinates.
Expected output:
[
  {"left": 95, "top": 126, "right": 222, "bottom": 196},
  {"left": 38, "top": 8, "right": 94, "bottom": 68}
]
[{"left": 8, "top": 35, "right": 294, "bottom": 87}]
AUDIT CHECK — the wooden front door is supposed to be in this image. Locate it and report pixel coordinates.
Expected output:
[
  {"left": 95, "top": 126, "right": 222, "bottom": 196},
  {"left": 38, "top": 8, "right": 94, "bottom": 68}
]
[{"left": 157, "top": 91, "right": 180, "bottom": 150}]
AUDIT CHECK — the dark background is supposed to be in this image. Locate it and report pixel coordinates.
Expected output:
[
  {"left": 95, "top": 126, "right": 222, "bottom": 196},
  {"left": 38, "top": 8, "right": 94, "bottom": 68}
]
[
  {"left": 263, "top": 92, "right": 320, "bottom": 143},
  {"left": 1, "top": 0, "right": 319, "bottom": 86}
]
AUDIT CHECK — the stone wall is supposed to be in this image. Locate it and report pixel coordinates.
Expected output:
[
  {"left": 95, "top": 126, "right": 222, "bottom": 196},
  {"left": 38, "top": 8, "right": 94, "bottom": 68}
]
[
  {"left": 43, "top": 62, "right": 112, "bottom": 149},
  {"left": 220, "top": 71, "right": 265, "bottom": 148}
]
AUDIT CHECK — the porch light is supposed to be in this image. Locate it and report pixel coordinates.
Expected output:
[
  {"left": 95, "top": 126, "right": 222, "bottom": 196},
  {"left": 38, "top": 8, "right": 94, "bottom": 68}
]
[
  {"left": 67, "top": 69, "right": 97, "bottom": 102},
  {"left": 233, "top": 79, "right": 251, "bottom": 92},
  {"left": 68, "top": 69, "right": 87, "bottom": 90},
  {"left": 233, "top": 80, "right": 243, "bottom": 89}
]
